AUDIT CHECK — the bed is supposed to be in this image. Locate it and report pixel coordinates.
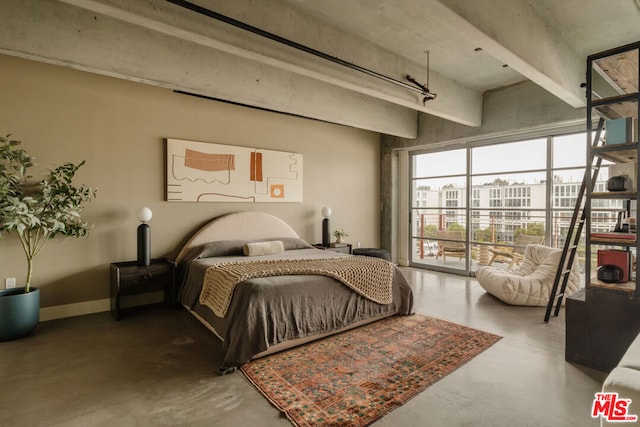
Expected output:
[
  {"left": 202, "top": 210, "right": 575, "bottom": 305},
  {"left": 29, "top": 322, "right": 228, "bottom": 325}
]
[{"left": 174, "top": 211, "right": 414, "bottom": 373}]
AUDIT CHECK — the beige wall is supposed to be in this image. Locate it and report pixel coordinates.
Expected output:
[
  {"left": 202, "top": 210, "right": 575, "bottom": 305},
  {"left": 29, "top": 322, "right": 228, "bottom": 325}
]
[{"left": 0, "top": 54, "right": 381, "bottom": 311}]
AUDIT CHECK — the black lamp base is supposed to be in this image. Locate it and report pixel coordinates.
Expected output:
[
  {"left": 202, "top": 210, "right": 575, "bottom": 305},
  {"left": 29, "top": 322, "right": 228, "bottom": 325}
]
[
  {"left": 322, "top": 218, "right": 330, "bottom": 247},
  {"left": 137, "top": 223, "right": 150, "bottom": 266}
]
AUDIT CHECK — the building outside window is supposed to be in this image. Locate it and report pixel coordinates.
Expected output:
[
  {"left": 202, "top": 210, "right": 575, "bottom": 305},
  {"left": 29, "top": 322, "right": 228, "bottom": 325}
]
[{"left": 410, "top": 131, "right": 619, "bottom": 275}]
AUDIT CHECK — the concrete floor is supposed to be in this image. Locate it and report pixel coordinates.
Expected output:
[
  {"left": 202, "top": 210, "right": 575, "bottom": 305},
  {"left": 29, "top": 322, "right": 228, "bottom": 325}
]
[{"left": 0, "top": 267, "right": 607, "bottom": 426}]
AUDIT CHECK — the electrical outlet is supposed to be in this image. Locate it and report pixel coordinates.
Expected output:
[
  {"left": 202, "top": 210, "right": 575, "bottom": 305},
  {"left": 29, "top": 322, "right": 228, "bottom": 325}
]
[{"left": 5, "top": 277, "right": 16, "bottom": 289}]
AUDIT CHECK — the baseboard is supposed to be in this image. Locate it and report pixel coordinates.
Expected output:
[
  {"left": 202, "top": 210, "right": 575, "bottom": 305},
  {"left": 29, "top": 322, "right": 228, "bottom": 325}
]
[
  {"left": 40, "top": 298, "right": 110, "bottom": 322},
  {"left": 39, "top": 292, "right": 164, "bottom": 321}
]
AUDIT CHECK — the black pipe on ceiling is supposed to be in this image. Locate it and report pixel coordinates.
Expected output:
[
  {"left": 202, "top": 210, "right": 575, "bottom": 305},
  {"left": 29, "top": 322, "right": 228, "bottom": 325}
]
[{"left": 165, "top": 0, "right": 429, "bottom": 96}]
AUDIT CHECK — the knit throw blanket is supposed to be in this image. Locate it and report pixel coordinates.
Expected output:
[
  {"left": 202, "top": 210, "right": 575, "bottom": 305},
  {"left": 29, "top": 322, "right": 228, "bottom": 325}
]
[{"left": 199, "top": 256, "right": 395, "bottom": 318}]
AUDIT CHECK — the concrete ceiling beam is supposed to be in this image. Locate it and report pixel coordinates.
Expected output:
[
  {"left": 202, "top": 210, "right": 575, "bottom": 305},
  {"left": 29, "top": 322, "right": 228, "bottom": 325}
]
[
  {"left": 56, "top": 0, "right": 482, "bottom": 127},
  {"left": 435, "top": 0, "right": 585, "bottom": 108},
  {"left": 0, "top": 0, "right": 418, "bottom": 137}
]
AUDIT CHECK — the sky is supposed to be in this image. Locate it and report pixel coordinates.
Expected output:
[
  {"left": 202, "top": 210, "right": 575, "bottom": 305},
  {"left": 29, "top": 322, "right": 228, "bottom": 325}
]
[{"left": 412, "top": 132, "right": 601, "bottom": 189}]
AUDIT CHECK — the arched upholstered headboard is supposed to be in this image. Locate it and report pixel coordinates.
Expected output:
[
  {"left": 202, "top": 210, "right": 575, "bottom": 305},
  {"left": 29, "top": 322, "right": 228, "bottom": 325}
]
[{"left": 174, "top": 211, "right": 301, "bottom": 264}]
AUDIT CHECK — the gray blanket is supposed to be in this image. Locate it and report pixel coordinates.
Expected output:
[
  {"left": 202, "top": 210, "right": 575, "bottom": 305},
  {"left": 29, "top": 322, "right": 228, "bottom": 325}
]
[{"left": 179, "top": 244, "right": 414, "bottom": 372}]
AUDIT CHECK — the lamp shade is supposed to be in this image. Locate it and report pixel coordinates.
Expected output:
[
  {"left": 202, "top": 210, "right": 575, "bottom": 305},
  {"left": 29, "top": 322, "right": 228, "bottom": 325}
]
[
  {"left": 321, "top": 206, "right": 332, "bottom": 218},
  {"left": 136, "top": 207, "right": 152, "bottom": 223}
]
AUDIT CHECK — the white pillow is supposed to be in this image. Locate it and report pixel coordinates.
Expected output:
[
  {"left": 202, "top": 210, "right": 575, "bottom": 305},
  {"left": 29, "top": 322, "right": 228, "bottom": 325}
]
[{"left": 243, "top": 240, "right": 284, "bottom": 257}]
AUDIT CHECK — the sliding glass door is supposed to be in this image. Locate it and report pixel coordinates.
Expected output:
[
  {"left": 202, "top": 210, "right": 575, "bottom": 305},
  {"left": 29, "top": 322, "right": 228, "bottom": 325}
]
[
  {"left": 470, "top": 139, "right": 547, "bottom": 275},
  {"left": 411, "top": 149, "right": 468, "bottom": 273}
]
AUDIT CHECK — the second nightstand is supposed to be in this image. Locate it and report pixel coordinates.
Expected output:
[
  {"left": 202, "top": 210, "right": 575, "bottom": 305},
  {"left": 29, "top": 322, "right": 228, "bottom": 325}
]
[{"left": 313, "top": 243, "right": 352, "bottom": 254}]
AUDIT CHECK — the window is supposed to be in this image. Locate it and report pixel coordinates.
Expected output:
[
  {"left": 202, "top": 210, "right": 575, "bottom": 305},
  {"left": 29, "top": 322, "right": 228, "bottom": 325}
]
[{"left": 410, "top": 132, "right": 605, "bottom": 275}]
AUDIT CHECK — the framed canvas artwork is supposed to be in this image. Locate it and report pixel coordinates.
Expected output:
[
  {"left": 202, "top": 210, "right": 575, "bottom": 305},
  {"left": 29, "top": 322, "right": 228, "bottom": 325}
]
[{"left": 166, "top": 138, "right": 303, "bottom": 203}]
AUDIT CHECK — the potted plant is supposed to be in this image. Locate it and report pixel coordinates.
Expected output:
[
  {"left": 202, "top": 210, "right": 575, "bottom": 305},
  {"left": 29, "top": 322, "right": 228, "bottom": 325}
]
[
  {"left": 0, "top": 134, "right": 96, "bottom": 340},
  {"left": 333, "top": 229, "right": 348, "bottom": 244}
]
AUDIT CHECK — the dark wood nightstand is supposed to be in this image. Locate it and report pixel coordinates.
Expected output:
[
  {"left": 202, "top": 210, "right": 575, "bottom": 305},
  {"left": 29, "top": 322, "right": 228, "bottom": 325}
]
[
  {"left": 313, "top": 243, "right": 352, "bottom": 254},
  {"left": 110, "top": 258, "right": 176, "bottom": 321}
]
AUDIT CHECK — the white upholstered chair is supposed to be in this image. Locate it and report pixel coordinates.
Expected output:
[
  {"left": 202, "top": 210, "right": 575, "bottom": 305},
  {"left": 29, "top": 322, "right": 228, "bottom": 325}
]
[{"left": 475, "top": 244, "right": 580, "bottom": 306}]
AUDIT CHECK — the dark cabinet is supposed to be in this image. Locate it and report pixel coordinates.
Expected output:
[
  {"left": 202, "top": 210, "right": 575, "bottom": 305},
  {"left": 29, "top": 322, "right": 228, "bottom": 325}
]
[{"left": 110, "top": 258, "right": 176, "bottom": 320}]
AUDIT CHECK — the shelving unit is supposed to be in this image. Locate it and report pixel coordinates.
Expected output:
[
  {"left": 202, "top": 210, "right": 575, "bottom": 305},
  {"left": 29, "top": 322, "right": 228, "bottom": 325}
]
[
  {"left": 565, "top": 41, "right": 640, "bottom": 372},
  {"left": 585, "top": 41, "right": 639, "bottom": 294}
]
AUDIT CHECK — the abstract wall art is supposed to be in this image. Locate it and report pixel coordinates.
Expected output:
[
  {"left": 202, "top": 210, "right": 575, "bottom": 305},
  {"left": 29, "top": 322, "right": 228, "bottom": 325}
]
[{"left": 165, "top": 138, "right": 303, "bottom": 203}]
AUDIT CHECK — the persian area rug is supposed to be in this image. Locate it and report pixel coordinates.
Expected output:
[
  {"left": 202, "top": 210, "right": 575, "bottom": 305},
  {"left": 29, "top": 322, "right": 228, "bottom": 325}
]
[{"left": 240, "top": 313, "right": 501, "bottom": 427}]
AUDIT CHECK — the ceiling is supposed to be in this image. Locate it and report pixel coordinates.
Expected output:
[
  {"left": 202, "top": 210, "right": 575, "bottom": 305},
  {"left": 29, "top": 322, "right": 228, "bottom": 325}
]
[
  {"left": 282, "top": 0, "right": 640, "bottom": 94},
  {"left": 1, "top": 0, "right": 638, "bottom": 137}
]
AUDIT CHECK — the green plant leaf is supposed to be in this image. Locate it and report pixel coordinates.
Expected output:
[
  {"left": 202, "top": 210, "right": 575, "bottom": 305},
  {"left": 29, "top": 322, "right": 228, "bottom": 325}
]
[{"left": 0, "top": 134, "right": 97, "bottom": 287}]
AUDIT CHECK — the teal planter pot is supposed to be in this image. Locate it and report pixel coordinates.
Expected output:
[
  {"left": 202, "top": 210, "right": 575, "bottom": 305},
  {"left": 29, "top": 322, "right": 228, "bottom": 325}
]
[{"left": 0, "top": 287, "right": 40, "bottom": 341}]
